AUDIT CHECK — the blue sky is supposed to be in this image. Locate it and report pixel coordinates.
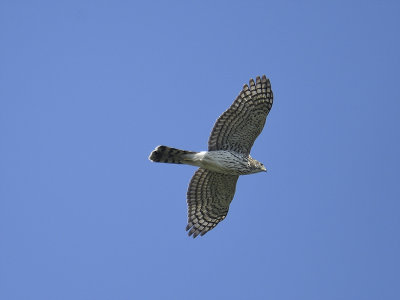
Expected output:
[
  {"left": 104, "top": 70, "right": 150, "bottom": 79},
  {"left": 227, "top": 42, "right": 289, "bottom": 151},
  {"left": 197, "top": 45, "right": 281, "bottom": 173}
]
[{"left": 1, "top": 1, "right": 400, "bottom": 299}]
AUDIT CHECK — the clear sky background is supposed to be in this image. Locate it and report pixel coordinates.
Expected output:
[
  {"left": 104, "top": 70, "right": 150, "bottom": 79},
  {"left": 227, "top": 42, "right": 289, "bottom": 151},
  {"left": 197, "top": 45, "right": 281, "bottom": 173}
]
[{"left": 1, "top": 1, "right": 399, "bottom": 299}]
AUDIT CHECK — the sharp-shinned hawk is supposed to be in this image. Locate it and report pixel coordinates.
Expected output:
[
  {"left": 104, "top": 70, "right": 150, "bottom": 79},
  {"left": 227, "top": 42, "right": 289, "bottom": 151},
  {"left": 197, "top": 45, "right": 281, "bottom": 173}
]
[{"left": 149, "top": 75, "right": 273, "bottom": 238}]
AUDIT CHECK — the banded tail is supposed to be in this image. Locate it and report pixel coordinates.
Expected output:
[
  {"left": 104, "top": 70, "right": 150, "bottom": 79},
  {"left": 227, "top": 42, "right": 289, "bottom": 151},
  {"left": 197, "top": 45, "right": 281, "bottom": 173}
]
[{"left": 149, "top": 145, "right": 197, "bottom": 164}]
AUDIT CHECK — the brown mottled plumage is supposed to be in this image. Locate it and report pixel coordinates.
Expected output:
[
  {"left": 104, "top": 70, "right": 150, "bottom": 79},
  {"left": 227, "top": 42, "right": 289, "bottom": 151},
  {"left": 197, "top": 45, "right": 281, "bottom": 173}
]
[{"left": 149, "top": 75, "right": 273, "bottom": 238}]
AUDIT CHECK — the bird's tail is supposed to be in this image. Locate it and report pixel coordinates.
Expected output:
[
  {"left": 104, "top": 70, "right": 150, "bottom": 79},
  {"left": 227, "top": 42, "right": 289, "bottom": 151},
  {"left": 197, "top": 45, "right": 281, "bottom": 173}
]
[{"left": 149, "top": 145, "right": 197, "bottom": 164}]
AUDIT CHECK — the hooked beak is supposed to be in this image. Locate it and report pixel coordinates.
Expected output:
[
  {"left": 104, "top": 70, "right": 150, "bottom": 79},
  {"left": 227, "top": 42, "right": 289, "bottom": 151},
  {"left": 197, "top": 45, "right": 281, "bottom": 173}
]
[{"left": 261, "top": 166, "right": 267, "bottom": 172}]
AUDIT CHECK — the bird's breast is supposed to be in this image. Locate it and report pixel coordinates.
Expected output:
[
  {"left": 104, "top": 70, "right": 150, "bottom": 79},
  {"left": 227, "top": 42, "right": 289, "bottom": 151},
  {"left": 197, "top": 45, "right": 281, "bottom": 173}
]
[{"left": 200, "top": 151, "right": 251, "bottom": 175}]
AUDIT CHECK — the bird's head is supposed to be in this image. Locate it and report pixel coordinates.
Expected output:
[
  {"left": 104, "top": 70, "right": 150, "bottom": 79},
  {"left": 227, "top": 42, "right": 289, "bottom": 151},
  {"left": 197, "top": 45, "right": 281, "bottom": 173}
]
[{"left": 249, "top": 158, "right": 267, "bottom": 174}]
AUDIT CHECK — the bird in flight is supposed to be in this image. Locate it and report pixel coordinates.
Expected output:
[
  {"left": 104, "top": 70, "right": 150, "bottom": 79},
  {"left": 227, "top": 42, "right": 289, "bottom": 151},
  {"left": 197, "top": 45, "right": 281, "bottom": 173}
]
[{"left": 149, "top": 75, "right": 273, "bottom": 238}]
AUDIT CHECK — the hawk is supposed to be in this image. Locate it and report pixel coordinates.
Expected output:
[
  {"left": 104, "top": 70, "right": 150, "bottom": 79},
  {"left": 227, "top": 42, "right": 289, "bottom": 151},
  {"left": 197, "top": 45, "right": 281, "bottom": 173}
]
[{"left": 149, "top": 75, "right": 273, "bottom": 238}]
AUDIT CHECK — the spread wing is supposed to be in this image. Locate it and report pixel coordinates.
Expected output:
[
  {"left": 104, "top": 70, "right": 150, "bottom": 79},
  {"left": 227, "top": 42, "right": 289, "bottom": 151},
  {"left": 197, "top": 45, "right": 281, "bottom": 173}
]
[
  {"left": 186, "top": 168, "right": 239, "bottom": 238},
  {"left": 208, "top": 75, "right": 273, "bottom": 155}
]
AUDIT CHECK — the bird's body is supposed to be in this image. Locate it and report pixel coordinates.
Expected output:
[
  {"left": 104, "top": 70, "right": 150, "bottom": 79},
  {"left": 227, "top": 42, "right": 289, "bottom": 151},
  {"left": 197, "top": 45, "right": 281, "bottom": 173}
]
[
  {"left": 150, "top": 146, "right": 265, "bottom": 175},
  {"left": 149, "top": 75, "right": 273, "bottom": 237}
]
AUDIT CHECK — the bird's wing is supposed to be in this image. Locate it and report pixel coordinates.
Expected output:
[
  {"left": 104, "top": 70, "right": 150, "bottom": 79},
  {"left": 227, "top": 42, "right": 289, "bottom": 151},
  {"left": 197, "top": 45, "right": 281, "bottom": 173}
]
[
  {"left": 208, "top": 75, "right": 273, "bottom": 155},
  {"left": 186, "top": 168, "right": 239, "bottom": 238}
]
